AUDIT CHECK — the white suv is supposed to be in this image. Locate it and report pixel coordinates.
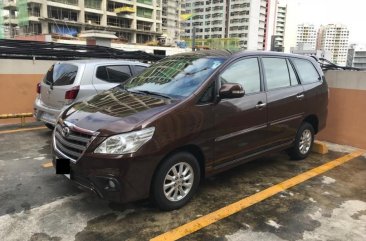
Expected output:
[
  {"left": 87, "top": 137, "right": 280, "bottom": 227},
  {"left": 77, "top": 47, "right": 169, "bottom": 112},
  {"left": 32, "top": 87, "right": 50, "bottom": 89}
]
[{"left": 34, "top": 59, "right": 149, "bottom": 128}]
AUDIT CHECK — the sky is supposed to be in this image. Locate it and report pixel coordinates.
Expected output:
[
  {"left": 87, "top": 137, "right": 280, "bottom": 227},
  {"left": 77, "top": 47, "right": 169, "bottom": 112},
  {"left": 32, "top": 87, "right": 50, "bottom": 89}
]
[{"left": 291, "top": 0, "right": 366, "bottom": 44}]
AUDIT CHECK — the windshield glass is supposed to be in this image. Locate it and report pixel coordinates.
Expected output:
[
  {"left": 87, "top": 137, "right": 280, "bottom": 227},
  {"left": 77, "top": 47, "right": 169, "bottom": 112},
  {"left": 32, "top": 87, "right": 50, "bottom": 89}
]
[{"left": 123, "top": 56, "right": 225, "bottom": 98}]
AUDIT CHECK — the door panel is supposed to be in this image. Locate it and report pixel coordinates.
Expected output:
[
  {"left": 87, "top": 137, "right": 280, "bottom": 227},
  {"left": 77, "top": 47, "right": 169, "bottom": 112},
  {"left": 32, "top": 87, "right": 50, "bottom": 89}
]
[
  {"left": 266, "top": 85, "right": 305, "bottom": 145},
  {"left": 213, "top": 93, "right": 268, "bottom": 167}
]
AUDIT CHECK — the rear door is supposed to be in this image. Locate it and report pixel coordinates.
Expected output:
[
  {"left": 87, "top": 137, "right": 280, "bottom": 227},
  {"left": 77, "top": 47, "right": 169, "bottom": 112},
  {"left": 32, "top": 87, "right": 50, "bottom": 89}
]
[
  {"left": 40, "top": 62, "right": 79, "bottom": 109},
  {"left": 262, "top": 57, "right": 305, "bottom": 146},
  {"left": 92, "top": 65, "right": 132, "bottom": 93},
  {"left": 213, "top": 57, "right": 269, "bottom": 168}
]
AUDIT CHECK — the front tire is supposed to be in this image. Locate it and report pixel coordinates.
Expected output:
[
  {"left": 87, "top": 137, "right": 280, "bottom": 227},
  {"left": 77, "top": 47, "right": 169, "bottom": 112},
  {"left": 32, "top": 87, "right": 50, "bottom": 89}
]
[
  {"left": 288, "top": 122, "right": 315, "bottom": 160},
  {"left": 151, "top": 152, "right": 200, "bottom": 211}
]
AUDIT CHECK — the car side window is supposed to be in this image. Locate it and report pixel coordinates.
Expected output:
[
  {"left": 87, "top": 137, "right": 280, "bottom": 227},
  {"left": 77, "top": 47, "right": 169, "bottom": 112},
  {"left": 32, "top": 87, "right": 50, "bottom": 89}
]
[
  {"left": 96, "top": 65, "right": 132, "bottom": 83},
  {"left": 219, "top": 58, "right": 261, "bottom": 95},
  {"left": 262, "top": 58, "right": 292, "bottom": 90},
  {"left": 292, "top": 59, "right": 320, "bottom": 84},
  {"left": 134, "top": 65, "right": 147, "bottom": 75}
]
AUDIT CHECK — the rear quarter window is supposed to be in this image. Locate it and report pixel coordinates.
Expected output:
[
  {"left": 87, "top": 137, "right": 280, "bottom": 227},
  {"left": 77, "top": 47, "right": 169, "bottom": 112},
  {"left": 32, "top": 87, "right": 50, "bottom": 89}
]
[
  {"left": 43, "top": 63, "right": 78, "bottom": 86},
  {"left": 292, "top": 59, "right": 320, "bottom": 84},
  {"left": 96, "top": 65, "right": 132, "bottom": 83}
]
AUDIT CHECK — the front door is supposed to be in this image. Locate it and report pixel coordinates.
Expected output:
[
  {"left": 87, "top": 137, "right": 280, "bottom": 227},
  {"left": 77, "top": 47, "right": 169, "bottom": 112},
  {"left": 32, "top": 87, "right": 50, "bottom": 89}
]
[{"left": 213, "top": 57, "right": 268, "bottom": 169}]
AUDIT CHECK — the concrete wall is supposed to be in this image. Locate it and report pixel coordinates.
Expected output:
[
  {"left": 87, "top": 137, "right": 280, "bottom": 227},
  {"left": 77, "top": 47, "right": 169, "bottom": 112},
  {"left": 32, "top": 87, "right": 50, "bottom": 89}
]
[
  {"left": 0, "top": 59, "right": 55, "bottom": 125},
  {"left": 318, "top": 70, "right": 366, "bottom": 149}
]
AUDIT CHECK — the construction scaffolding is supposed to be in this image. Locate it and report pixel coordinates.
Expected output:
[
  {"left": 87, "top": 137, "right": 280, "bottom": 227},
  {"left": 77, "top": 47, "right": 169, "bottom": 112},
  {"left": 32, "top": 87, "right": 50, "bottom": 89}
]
[
  {"left": 183, "top": 38, "right": 241, "bottom": 51},
  {"left": 16, "top": 0, "right": 29, "bottom": 27}
]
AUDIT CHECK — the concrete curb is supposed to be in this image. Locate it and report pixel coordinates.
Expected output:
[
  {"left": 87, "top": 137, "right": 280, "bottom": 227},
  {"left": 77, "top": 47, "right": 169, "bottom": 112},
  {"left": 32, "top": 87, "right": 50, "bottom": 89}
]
[{"left": 312, "top": 140, "right": 329, "bottom": 154}]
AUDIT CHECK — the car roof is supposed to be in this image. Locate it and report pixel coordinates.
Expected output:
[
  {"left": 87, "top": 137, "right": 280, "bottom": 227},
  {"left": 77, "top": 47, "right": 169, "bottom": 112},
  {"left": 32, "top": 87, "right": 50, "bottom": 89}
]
[
  {"left": 57, "top": 59, "right": 149, "bottom": 66},
  {"left": 170, "top": 50, "right": 316, "bottom": 62}
]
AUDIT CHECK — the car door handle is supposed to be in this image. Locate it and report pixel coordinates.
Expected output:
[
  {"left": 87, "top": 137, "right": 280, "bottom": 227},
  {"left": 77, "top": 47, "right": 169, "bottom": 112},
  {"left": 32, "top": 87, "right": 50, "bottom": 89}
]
[
  {"left": 256, "top": 102, "right": 267, "bottom": 109},
  {"left": 296, "top": 93, "right": 305, "bottom": 100}
]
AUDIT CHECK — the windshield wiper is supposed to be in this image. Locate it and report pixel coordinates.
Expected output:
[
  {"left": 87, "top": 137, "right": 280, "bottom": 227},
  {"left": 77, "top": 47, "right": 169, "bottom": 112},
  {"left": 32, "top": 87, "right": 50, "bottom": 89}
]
[{"left": 130, "top": 90, "right": 172, "bottom": 99}]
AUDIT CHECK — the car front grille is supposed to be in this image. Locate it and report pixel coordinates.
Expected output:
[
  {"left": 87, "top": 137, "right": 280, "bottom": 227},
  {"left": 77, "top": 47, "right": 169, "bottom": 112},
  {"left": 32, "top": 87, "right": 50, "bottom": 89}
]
[{"left": 54, "top": 123, "right": 94, "bottom": 162}]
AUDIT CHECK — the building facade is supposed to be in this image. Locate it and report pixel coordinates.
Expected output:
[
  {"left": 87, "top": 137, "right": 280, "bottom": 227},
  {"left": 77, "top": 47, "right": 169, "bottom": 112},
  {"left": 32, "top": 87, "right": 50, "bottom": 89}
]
[
  {"left": 347, "top": 44, "right": 366, "bottom": 69},
  {"left": 272, "top": 1, "right": 286, "bottom": 51},
  {"left": 181, "top": 0, "right": 269, "bottom": 50},
  {"left": 296, "top": 23, "right": 316, "bottom": 50},
  {"left": 1, "top": 0, "right": 166, "bottom": 44},
  {"left": 316, "top": 24, "right": 349, "bottom": 65},
  {"left": 161, "top": 0, "right": 183, "bottom": 43}
]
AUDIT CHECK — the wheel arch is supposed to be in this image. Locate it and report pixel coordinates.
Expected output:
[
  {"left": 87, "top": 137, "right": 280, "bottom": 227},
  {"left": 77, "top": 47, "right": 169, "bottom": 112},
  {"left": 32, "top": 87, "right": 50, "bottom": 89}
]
[
  {"left": 151, "top": 144, "right": 206, "bottom": 191},
  {"left": 303, "top": 114, "right": 319, "bottom": 134}
]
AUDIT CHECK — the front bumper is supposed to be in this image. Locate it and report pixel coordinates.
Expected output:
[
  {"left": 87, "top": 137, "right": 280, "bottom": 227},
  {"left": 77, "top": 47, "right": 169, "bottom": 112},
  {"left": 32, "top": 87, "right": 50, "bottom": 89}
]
[
  {"left": 52, "top": 140, "right": 162, "bottom": 203},
  {"left": 34, "top": 97, "right": 61, "bottom": 125}
]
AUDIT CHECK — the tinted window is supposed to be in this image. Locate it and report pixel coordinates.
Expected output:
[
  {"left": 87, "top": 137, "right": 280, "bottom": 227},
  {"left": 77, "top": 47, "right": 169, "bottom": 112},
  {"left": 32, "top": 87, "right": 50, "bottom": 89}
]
[
  {"left": 262, "top": 58, "right": 291, "bottom": 90},
  {"left": 219, "top": 58, "right": 261, "bottom": 94},
  {"left": 292, "top": 59, "right": 320, "bottom": 84},
  {"left": 96, "top": 65, "right": 131, "bottom": 83},
  {"left": 134, "top": 65, "right": 147, "bottom": 75},
  {"left": 287, "top": 59, "right": 299, "bottom": 86},
  {"left": 43, "top": 63, "right": 78, "bottom": 86}
]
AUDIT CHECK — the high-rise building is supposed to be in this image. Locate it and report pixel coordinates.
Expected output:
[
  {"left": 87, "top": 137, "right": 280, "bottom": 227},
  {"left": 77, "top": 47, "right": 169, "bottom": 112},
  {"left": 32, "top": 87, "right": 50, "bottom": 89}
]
[
  {"left": 296, "top": 23, "right": 317, "bottom": 50},
  {"left": 181, "top": 0, "right": 269, "bottom": 50},
  {"left": 347, "top": 44, "right": 366, "bottom": 69},
  {"left": 272, "top": 1, "right": 286, "bottom": 51},
  {"left": 1, "top": 0, "right": 165, "bottom": 44},
  {"left": 162, "top": 0, "right": 183, "bottom": 43},
  {"left": 316, "top": 24, "right": 349, "bottom": 65}
]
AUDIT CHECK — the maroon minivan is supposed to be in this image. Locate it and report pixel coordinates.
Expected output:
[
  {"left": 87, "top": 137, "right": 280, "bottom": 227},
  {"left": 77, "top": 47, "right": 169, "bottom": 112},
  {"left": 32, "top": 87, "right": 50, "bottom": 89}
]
[{"left": 52, "top": 50, "right": 328, "bottom": 210}]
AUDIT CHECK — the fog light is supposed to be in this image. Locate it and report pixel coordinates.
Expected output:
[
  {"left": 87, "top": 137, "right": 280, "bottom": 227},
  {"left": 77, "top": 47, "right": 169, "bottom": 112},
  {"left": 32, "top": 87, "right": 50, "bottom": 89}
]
[{"left": 108, "top": 180, "right": 116, "bottom": 189}]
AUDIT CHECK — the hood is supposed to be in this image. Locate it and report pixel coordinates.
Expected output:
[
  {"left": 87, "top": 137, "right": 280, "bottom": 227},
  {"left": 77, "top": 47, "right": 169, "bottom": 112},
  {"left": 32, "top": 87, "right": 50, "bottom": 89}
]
[{"left": 61, "top": 87, "right": 178, "bottom": 136}]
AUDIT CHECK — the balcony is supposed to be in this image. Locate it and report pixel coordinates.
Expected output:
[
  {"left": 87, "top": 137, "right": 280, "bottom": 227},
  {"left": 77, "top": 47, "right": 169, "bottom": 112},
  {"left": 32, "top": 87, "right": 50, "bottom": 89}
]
[{"left": 48, "top": 0, "right": 78, "bottom": 6}]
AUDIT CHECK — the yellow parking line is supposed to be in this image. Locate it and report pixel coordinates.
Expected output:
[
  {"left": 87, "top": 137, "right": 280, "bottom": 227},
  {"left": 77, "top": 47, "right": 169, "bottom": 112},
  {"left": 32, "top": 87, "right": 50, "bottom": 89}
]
[
  {"left": 0, "top": 126, "right": 47, "bottom": 134},
  {"left": 42, "top": 162, "right": 53, "bottom": 168},
  {"left": 151, "top": 149, "right": 365, "bottom": 241}
]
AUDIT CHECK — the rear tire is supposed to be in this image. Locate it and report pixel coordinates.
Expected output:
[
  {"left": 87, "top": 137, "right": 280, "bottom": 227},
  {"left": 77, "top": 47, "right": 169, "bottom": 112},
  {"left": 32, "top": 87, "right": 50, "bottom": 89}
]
[
  {"left": 44, "top": 123, "right": 54, "bottom": 130},
  {"left": 288, "top": 122, "right": 314, "bottom": 160},
  {"left": 151, "top": 152, "right": 200, "bottom": 211}
]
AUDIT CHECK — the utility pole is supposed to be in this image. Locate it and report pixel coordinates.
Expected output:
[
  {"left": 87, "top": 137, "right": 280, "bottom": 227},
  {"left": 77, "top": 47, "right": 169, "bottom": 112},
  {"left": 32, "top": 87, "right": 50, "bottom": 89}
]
[{"left": 192, "top": 26, "right": 196, "bottom": 51}]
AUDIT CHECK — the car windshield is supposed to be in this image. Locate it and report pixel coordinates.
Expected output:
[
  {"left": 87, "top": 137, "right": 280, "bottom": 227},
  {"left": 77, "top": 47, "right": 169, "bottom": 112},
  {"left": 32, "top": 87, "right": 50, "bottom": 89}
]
[{"left": 123, "top": 56, "right": 225, "bottom": 98}]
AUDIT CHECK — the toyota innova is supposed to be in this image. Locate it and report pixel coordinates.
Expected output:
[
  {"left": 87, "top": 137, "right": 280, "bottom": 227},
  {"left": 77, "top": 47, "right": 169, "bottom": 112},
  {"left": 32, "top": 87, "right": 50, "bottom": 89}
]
[{"left": 52, "top": 50, "right": 328, "bottom": 210}]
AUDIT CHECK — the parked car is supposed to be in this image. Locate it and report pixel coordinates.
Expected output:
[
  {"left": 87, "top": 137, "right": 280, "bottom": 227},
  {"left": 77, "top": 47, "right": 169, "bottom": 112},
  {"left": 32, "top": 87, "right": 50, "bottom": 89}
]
[
  {"left": 52, "top": 50, "right": 328, "bottom": 210},
  {"left": 34, "top": 59, "right": 149, "bottom": 128}
]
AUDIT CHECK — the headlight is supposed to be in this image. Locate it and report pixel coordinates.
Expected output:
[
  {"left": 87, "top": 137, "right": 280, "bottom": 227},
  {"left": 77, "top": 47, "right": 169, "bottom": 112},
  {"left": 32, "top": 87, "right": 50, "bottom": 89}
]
[{"left": 94, "top": 127, "right": 155, "bottom": 154}]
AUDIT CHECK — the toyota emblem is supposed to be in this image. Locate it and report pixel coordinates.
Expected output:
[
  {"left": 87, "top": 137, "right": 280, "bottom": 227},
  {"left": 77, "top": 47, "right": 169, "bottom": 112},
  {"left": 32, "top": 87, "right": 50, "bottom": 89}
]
[{"left": 62, "top": 127, "right": 70, "bottom": 137}]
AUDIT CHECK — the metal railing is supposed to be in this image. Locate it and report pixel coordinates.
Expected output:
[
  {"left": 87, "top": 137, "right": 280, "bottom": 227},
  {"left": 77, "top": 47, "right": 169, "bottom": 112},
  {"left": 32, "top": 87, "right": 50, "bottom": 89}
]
[{"left": 0, "top": 113, "right": 33, "bottom": 126}]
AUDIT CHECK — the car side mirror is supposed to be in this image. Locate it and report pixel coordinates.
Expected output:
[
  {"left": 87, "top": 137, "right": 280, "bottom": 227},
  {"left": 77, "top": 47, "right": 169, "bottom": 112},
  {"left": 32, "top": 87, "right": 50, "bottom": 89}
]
[{"left": 219, "top": 83, "right": 245, "bottom": 99}]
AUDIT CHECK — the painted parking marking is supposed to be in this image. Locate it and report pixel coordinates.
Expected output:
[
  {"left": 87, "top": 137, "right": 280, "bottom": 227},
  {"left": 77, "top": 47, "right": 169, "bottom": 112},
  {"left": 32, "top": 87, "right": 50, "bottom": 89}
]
[
  {"left": 150, "top": 149, "right": 365, "bottom": 241},
  {"left": 42, "top": 162, "right": 53, "bottom": 168},
  {"left": 0, "top": 126, "right": 47, "bottom": 135}
]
